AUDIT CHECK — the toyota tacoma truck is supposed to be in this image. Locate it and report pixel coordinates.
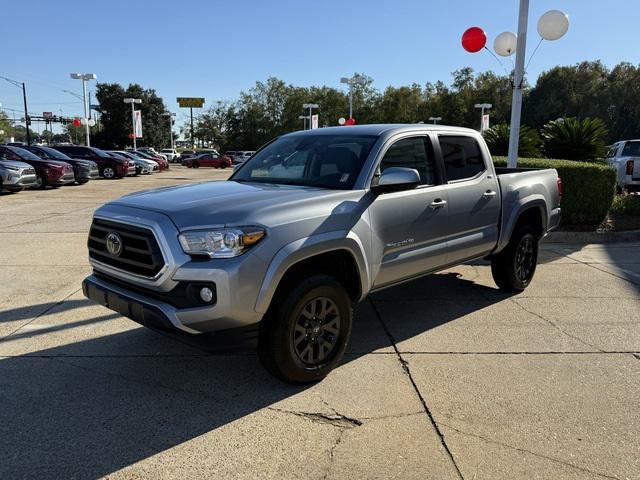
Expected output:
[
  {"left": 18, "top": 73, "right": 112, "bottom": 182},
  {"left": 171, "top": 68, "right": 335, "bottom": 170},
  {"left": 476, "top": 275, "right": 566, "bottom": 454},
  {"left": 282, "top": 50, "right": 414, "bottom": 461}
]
[{"left": 82, "top": 125, "right": 561, "bottom": 383}]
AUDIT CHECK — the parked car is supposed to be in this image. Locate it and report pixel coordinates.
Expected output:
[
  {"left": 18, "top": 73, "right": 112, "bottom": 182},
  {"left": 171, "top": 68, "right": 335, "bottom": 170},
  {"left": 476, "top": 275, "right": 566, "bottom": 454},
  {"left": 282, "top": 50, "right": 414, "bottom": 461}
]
[
  {"left": 605, "top": 140, "right": 640, "bottom": 192},
  {"left": 160, "top": 148, "right": 179, "bottom": 162},
  {"left": 0, "top": 145, "right": 75, "bottom": 188},
  {"left": 183, "top": 152, "right": 232, "bottom": 168},
  {"left": 52, "top": 145, "right": 135, "bottom": 179},
  {"left": 107, "top": 151, "right": 154, "bottom": 175},
  {"left": 178, "top": 150, "right": 196, "bottom": 163},
  {"left": 112, "top": 151, "right": 159, "bottom": 173},
  {"left": 22, "top": 145, "right": 99, "bottom": 185},
  {"left": 82, "top": 124, "right": 562, "bottom": 383},
  {"left": 232, "top": 150, "right": 256, "bottom": 165},
  {"left": 224, "top": 151, "right": 238, "bottom": 161},
  {"left": 130, "top": 150, "right": 169, "bottom": 171},
  {"left": 138, "top": 147, "right": 167, "bottom": 162},
  {"left": 0, "top": 159, "right": 37, "bottom": 192}
]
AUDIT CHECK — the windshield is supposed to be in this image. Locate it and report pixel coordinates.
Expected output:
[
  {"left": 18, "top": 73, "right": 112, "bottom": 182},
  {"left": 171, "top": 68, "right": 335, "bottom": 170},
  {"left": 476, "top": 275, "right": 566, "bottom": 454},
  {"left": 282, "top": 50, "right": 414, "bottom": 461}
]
[
  {"left": 231, "top": 134, "right": 377, "bottom": 189},
  {"left": 92, "top": 148, "right": 112, "bottom": 158},
  {"left": 7, "top": 146, "right": 43, "bottom": 161},
  {"left": 38, "top": 146, "right": 72, "bottom": 160}
]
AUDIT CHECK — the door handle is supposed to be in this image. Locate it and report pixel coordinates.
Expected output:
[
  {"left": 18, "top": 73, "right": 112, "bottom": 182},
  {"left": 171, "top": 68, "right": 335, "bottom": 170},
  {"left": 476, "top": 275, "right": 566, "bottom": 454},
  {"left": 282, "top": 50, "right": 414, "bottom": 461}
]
[
  {"left": 483, "top": 190, "right": 497, "bottom": 198},
  {"left": 429, "top": 198, "right": 447, "bottom": 208}
]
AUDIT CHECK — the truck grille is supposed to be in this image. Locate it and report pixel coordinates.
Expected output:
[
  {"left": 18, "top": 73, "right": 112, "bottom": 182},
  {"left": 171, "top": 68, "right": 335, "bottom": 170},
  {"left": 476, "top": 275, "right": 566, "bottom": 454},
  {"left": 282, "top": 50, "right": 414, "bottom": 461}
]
[{"left": 88, "top": 218, "right": 165, "bottom": 278}]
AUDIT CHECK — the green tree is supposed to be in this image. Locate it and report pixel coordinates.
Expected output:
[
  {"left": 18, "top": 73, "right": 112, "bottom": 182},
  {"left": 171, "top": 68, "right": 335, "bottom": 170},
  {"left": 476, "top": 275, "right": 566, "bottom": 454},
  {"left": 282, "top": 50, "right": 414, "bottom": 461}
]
[
  {"left": 0, "top": 112, "right": 12, "bottom": 142},
  {"left": 483, "top": 123, "right": 541, "bottom": 157},
  {"left": 541, "top": 117, "right": 608, "bottom": 161}
]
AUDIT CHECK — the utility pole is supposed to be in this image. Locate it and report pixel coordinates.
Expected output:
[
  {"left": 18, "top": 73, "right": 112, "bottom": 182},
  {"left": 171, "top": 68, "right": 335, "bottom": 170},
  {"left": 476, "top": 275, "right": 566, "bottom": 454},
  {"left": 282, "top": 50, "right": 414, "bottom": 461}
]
[
  {"left": 21, "top": 83, "right": 31, "bottom": 145},
  {"left": 190, "top": 107, "right": 195, "bottom": 148},
  {"left": 507, "top": 0, "right": 529, "bottom": 168}
]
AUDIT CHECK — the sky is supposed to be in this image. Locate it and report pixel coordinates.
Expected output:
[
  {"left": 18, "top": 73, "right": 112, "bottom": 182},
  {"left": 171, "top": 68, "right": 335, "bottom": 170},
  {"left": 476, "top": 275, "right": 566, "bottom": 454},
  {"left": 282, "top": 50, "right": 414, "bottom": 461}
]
[{"left": 1, "top": 0, "right": 638, "bottom": 135}]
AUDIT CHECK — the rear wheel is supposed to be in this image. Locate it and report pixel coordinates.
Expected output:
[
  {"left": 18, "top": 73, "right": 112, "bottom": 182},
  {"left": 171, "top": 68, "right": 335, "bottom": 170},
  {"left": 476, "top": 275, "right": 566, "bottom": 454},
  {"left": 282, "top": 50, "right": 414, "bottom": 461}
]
[
  {"left": 258, "top": 274, "right": 353, "bottom": 384},
  {"left": 77, "top": 179, "right": 89, "bottom": 185},
  {"left": 491, "top": 225, "right": 539, "bottom": 292},
  {"left": 193, "top": 161, "right": 200, "bottom": 168}
]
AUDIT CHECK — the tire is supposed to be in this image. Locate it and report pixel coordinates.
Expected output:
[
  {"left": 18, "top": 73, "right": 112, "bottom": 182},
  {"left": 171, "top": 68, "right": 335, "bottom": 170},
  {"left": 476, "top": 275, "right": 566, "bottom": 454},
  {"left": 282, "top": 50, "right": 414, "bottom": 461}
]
[
  {"left": 258, "top": 274, "right": 353, "bottom": 384},
  {"left": 77, "top": 179, "right": 89, "bottom": 185},
  {"left": 36, "top": 175, "right": 47, "bottom": 190},
  {"left": 101, "top": 167, "right": 116, "bottom": 179},
  {"left": 193, "top": 161, "right": 200, "bottom": 168},
  {"left": 491, "top": 225, "right": 539, "bottom": 292}
]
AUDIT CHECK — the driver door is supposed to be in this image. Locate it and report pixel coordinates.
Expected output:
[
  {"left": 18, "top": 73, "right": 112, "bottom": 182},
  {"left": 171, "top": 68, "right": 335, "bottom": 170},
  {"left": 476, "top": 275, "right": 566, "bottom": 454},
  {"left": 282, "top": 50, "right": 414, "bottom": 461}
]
[{"left": 369, "top": 135, "right": 449, "bottom": 288}]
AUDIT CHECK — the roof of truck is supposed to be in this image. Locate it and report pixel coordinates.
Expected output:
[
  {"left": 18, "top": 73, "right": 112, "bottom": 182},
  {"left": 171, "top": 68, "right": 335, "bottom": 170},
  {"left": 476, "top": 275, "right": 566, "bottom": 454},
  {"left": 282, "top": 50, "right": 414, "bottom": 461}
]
[{"left": 284, "top": 123, "right": 478, "bottom": 137}]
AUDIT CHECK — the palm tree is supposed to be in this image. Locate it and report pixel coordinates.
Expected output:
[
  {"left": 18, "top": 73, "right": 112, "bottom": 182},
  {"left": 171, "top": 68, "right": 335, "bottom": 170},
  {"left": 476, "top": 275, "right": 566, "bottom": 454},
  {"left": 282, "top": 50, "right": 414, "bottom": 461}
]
[
  {"left": 541, "top": 117, "right": 608, "bottom": 161},
  {"left": 483, "top": 123, "right": 541, "bottom": 157}
]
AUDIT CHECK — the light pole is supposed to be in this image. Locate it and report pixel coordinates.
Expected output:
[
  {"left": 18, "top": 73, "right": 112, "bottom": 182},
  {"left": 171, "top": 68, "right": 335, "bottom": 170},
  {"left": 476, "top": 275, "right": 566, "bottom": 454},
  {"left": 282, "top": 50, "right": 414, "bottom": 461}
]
[
  {"left": 70, "top": 73, "right": 96, "bottom": 146},
  {"left": 123, "top": 98, "right": 142, "bottom": 149},
  {"left": 1, "top": 76, "right": 31, "bottom": 145},
  {"left": 162, "top": 112, "right": 176, "bottom": 150},
  {"left": 474, "top": 103, "right": 492, "bottom": 131},
  {"left": 302, "top": 103, "right": 319, "bottom": 129},
  {"left": 340, "top": 74, "right": 368, "bottom": 120},
  {"left": 428, "top": 116, "right": 442, "bottom": 125}
]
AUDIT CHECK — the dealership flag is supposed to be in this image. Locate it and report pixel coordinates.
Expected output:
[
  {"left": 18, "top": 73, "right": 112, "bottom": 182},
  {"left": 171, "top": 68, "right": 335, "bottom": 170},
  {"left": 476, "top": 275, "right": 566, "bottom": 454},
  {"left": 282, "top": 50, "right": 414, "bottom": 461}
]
[{"left": 134, "top": 110, "right": 143, "bottom": 138}]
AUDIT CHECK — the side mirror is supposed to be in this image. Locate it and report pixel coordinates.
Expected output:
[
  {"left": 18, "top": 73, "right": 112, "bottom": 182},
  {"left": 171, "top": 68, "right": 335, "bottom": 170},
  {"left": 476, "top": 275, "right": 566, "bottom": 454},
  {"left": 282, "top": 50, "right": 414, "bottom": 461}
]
[{"left": 371, "top": 167, "right": 421, "bottom": 194}]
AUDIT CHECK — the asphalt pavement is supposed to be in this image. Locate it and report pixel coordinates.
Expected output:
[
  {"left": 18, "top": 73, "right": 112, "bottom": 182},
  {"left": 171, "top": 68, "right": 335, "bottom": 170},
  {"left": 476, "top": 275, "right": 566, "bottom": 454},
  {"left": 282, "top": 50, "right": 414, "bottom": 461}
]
[{"left": 1, "top": 166, "right": 638, "bottom": 480}]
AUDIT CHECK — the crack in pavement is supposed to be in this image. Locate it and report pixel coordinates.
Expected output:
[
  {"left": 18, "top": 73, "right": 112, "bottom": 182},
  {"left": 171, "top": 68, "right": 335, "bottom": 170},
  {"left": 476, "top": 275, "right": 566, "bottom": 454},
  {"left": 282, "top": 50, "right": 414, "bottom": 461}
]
[
  {"left": 437, "top": 421, "right": 623, "bottom": 480},
  {"left": 267, "top": 407, "right": 363, "bottom": 429},
  {"left": 368, "top": 297, "right": 465, "bottom": 480},
  {"left": 0, "top": 288, "right": 83, "bottom": 343},
  {"left": 509, "top": 297, "right": 604, "bottom": 352}
]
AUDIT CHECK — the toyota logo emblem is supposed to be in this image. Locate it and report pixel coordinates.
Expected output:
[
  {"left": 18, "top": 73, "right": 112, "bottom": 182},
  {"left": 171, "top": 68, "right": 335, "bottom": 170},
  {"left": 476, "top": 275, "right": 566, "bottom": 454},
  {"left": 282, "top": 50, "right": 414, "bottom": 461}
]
[{"left": 105, "top": 232, "right": 123, "bottom": 256}]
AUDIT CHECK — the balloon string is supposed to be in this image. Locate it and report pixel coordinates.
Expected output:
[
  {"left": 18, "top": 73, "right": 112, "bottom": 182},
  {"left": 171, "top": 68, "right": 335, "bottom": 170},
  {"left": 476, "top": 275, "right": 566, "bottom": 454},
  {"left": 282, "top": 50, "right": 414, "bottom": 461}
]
[
  {"left": 483, "top": 46, "right": 512, "bottom": 77},
  {"left": 525, "top": 37, "right": 544, "bottom": 73}
]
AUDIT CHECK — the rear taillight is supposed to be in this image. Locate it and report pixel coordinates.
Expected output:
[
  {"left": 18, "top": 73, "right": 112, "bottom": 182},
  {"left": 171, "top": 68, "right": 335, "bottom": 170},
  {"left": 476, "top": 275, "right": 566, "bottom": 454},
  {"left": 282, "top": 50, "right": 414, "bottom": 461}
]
[
  {"left": 557, "top": 177, "right": 563, "bottom": 203},
  {"left": 626, "top": 160, "right": 634, "bottom": 176}
]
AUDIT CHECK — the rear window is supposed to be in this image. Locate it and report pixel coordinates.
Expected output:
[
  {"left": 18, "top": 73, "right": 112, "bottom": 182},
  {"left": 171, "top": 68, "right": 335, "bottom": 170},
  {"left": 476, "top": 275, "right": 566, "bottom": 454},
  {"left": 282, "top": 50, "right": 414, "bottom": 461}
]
[
  {"left": 621, "top": 142, "right": 640, "bottom": 157},
  {"left": 439, "top": 135, "right": 485, "bottom": 182}
]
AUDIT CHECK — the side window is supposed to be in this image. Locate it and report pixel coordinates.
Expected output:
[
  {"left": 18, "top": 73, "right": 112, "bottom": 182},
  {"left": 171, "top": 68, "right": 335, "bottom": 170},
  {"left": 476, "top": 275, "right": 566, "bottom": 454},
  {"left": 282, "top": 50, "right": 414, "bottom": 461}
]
[
  {"left": 605, "top": 144, "right": 618, "bottom": 158},
  {"left": 0, "top": 148, "right": 20, "bottom": 161},
  {"left": 440, "top": 135, "right": 485, "bottom": 182},
  {"left": 378, "top": 137, "right": 436, "bottom": 186}
]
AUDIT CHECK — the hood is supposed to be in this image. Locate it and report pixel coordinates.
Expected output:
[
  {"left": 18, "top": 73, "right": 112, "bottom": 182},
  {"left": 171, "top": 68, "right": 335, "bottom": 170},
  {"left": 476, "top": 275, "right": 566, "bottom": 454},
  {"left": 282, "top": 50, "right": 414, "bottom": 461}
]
[
  {"left": 110, "top": 180, "right": 365, "bottom": 230},
  {"left": 0, "top": 159, "right": 33, "bottom": 170}
]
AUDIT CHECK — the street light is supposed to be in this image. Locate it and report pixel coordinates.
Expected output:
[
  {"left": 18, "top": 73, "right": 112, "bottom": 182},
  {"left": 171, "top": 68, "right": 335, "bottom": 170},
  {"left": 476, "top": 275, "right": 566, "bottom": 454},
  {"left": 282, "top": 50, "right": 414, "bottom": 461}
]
[
  {"left": 340, "top": 74, "right": 368, "bottom": 120},
  {"left": 302, "top": 103, "right": 319, "bottom": 129},
  {"left": 123, "top": 98, "right": 142, "bottom": 149},
  {"left": 69, "top": 73, "right": 96, "bottom": 146},
  {"left": 428, "top": 116, "right": 442, "bottom": 125},
  {"left": 162, "top": 112, "right": 176, "bottom": 150},
  {"left": 474, "top": 103, "right": 492, "bottom": 131}
]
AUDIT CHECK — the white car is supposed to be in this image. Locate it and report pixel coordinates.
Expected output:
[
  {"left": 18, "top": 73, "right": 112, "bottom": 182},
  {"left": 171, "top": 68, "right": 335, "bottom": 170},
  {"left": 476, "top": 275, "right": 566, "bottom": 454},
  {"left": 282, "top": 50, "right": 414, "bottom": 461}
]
[
  {"left": 605, "top": 140, "right": 640, "bottom": 192},
  {"left": 160, "top": 148, "right": 179, "bottom": 162},
  {"left": 232, "top": 150, "right": 256, "bottom": 165}
]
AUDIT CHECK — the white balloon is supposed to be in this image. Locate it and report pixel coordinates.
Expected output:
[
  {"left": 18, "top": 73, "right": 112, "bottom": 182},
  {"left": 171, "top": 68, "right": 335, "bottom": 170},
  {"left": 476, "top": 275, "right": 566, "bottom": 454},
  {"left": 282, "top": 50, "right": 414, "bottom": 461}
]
[
  {"left": 537, "top": 10, "right": 569, "bottom": 41},
  {"left": 494, "top": 31, "right": 517, "bottom": 57},
  {"left": 338, "top": 117, "right": 346, "bottom": 125}
]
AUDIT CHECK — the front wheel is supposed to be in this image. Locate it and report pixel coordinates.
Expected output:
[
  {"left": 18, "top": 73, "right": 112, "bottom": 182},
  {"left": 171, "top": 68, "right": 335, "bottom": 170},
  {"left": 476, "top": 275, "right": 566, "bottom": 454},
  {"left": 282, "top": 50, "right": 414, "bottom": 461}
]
[
  {"left": 101, "top": 167, "right": 116, "bottom": 179},
  {"left": 258, "top": 275, "right": 353, "bottom": 384},
  {"left": 36, "top": 175, "right": 47, "bottom": 189},
  {"left": 491, "top": 225, "right": 539, "bottom": 292}
]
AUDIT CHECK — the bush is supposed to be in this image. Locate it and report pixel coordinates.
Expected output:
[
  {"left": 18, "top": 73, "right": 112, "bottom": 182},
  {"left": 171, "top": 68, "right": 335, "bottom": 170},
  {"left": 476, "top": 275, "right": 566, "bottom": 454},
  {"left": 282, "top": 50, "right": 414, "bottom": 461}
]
[
  {"left": 541, "top": 117, "right": 608, "bottom": 161},
  {"left": 610, "top": 194, "right": 640, "bottom": 216},
  {"left": 494, "top": 156, "right": 616, "bottom": 225},
  {"left": 483, "top": 123, "right": 541, "bottom": 157}
]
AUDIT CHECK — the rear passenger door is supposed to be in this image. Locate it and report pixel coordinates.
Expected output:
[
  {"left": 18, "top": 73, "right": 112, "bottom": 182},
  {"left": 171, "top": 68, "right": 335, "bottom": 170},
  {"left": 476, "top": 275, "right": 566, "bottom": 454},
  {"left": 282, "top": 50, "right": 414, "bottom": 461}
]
[
  {"left": 437, "top": 134, "right": 501, "bottom": 262},
  {"left": 369, "top": 135, "right": 449, "bottom": 288}
]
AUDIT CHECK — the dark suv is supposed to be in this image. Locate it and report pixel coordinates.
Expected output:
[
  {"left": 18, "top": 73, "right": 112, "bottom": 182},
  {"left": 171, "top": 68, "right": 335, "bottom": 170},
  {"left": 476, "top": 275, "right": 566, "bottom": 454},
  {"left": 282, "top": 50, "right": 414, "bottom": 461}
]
[
  {"left": 52, "top": 145, "right": 135, "bottom": 179},
  {"left": 0, "top": 145, "right": 75, "bottom": 188},
  {"left": 22, "top": 145, "right": 99, "bottom": 185}
]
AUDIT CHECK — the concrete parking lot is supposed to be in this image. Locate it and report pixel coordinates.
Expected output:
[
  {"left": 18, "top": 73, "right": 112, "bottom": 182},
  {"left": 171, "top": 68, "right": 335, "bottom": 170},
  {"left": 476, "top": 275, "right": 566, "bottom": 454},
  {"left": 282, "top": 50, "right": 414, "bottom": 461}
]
[{"left": 1, "top": 167, "right": 639, "bottom": 480}]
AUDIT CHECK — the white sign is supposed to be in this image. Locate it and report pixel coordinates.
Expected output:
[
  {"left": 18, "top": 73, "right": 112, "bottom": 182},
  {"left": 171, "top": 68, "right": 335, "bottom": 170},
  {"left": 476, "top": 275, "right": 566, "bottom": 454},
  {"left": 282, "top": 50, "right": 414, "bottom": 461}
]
[
  {"left": 134, "top": 110, "right": 143, "bottom": 138},
  {"left": 481, "top": 114, "right": 490, "bottom": 132},
  {"left": 311, "top": 114, "right": 319, "bottom": 129}
]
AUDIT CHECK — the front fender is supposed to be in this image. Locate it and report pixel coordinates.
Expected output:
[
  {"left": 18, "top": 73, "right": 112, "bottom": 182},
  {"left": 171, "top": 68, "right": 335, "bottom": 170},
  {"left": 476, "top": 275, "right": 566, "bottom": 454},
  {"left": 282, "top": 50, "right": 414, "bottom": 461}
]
[{"left": 254, "top": 230, "right": 371, "bottom": 314}]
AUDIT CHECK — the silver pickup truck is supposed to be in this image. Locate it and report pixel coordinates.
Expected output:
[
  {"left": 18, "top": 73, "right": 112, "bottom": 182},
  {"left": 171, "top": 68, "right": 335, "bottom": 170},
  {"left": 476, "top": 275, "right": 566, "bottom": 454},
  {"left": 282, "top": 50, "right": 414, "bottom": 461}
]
[{"left": 83, "top": 124, "right": 561, "bottom": 383}]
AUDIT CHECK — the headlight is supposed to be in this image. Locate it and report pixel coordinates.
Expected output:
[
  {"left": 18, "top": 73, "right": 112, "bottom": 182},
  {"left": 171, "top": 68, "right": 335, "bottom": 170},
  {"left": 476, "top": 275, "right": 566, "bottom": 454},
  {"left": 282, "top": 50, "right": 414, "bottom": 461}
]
[{"left": 179, "top": 227, "right": 265, "bottom": 258}]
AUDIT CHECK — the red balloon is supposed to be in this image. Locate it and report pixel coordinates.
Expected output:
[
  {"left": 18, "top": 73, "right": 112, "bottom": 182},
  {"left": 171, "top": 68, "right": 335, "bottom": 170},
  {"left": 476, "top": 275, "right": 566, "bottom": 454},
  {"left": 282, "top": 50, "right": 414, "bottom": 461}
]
[
  {"left": 344, "top": 118, "right": 356, "bottom": 126},
  {"left": 461, "top": 27, "right": 487, "bottom": 53},
  {"left": 72, "top": 118, "right": 81, "bottom": 127}
]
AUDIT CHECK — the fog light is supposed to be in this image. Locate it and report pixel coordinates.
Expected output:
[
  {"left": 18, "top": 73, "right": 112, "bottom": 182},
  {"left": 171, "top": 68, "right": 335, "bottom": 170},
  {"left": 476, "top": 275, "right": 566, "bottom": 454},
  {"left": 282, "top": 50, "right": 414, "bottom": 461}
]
[{"left": 199, "top": 287, "right": 214, "bottom": 303}]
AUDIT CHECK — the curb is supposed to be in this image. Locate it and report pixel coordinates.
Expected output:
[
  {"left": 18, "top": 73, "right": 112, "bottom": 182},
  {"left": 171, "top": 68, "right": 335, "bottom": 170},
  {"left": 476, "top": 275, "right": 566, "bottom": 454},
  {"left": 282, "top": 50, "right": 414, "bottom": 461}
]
[{"left": 543, "top": 229, "right": 640, "bottom": 244}]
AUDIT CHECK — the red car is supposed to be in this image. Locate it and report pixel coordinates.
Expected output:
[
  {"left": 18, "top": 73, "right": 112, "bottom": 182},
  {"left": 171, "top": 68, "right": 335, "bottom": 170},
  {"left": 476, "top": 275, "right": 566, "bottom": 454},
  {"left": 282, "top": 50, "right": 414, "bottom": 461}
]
[
  {"left": 131, "top": 150, "right": 169, "bottom": 171},
  {"left": 184, "top": 153, "right": 232, "bottom": 169},
  {"left": 0, "top": 145, "right": 75, "bottom": 188},
  {"left": 52, "top": 145, "right": 135, "bottom": 179}
]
